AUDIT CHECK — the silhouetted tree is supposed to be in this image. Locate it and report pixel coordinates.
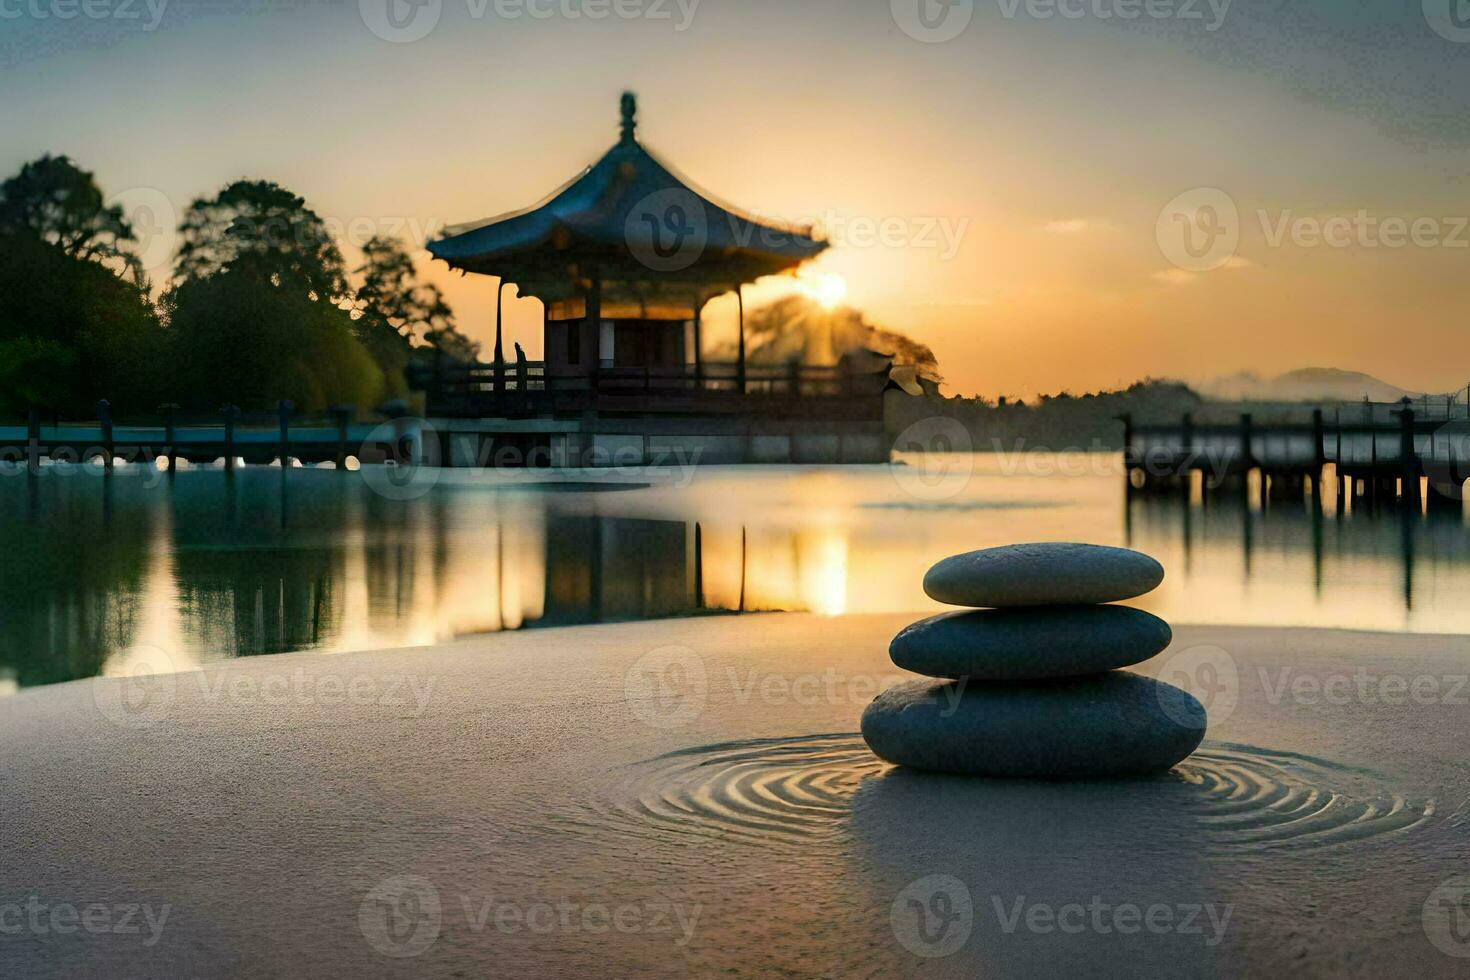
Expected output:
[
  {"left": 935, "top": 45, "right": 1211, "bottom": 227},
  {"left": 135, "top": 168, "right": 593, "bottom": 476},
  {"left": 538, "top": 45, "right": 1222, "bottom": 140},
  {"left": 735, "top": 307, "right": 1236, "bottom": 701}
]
[
  {"left": 353, "top": 234, "right": 479, "bottom": 362},
  {"left": 350, "top": 236, "right": 419, "bottom": 397},
  {"left": 165, "top": 180, "right": 384, "bottom": 411},
  {"left": 166, "top": 268, "right": 384, "bottom": 412},
  {"left": 886, "top": 379, "right": 1202, "bottom": 450},
  {"left": 0, "top": 154, "right": 144, "bottom": 284},
  {"left": 421, "top": 304, "right": 480, "bottom": 364},
  {"left": 353, "top": 232, "right": 480, "bottom": 402},
  {"left": 0, "top": 156, "right": 164, "bottom": 416},
  {"left": 172, "top": 179, "right": 346, "bottom": 299}
]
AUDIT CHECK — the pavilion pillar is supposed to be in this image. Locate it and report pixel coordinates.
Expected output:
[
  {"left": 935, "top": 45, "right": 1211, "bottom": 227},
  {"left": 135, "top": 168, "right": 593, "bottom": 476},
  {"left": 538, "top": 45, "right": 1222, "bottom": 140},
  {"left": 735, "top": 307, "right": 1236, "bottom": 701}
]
[
  {"left": 587, "top": 278, "right": 602, "bottom": 413},
  {"left": 494, "top": 279, "right": 506, "bottom": 412},
  {"left": 692, "top": 297, "right": 703, "bottom": 389},
  {"left": 493, "top": 278, "right": 505, "bottom": 367},
  {"left": 735, "top": 284, "right": 745, "bottom": 395}
]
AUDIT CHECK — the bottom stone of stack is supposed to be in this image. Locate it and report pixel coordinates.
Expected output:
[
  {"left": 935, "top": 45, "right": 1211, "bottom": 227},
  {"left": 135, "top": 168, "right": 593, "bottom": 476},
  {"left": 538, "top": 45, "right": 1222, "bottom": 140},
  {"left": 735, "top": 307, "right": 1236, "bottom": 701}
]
[{"left": 860, "top": 673, "right": 1206, "bottom": 778}]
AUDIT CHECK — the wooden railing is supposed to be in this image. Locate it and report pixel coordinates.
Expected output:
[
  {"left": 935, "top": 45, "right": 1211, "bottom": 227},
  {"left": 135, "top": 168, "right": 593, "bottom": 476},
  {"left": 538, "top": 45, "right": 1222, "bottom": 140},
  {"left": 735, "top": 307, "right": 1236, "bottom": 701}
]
[
  {"left": 418, "top": 359, "right": 890, "bottom": 419},
  {"left": 1121, "top": 398, "right": 1470, "bottom": 507},
  {"left": 0, "top": 400, "right": 414, "bottom": 470}
]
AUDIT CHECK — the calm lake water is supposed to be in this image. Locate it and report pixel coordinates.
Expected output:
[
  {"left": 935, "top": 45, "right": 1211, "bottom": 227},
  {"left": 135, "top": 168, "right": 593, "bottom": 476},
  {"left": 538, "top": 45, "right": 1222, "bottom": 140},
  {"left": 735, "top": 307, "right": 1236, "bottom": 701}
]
[{"left": 2, "top": 452, "right": 1467, "bottom": 694}]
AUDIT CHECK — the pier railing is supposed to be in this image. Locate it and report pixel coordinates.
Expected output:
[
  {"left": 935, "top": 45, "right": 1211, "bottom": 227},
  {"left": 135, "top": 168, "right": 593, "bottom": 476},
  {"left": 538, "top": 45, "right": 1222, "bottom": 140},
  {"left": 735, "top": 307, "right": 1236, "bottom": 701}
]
[
  {"left": 0, "top": 401, "right": 416, "bottom": 471},
  {"left": 418, "top": 358, "right": 890, "bottom": 419},
  {"left": 1122, "top": 398, "right": 1470, "bottom": 507}
]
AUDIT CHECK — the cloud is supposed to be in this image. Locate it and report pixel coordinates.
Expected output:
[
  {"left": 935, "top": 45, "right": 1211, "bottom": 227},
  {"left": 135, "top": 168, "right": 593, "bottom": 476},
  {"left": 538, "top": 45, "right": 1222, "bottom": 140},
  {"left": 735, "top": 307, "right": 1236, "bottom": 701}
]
[
  {"left": 1152, "top": 256, "right": 1253, "bottom": 285},
  {"left": 1152, "top": 269, "right": 1197, "bottom": 286},
  {"left": 1044, "top": 219, "right": 1092, "bottom": 234}
]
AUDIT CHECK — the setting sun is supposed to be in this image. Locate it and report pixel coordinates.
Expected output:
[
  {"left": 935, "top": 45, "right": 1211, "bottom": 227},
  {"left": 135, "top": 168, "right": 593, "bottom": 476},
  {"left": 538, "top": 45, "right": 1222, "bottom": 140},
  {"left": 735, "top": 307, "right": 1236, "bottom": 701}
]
[{"left": 805, "top": 273, "right": 848, "bottom": 310}]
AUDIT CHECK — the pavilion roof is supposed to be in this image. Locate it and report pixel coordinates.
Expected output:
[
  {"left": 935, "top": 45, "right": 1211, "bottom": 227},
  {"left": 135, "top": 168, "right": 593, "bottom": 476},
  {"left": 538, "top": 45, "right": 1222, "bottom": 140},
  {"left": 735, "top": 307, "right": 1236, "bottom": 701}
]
[{"left": 427, "top": 94, "right": 827, "bottom": 300}]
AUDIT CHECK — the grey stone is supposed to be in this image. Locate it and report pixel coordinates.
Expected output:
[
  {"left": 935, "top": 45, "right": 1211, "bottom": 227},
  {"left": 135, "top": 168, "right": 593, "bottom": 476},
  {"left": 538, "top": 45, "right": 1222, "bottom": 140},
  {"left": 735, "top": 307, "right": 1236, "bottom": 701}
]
[
  {"left": 890, "top": 606, "right": 1172, "bottom": 680},
  {"left": 923, "top": 543, "right": 1165, "bottom": 608},
  {"left": 860, "top": 673, "right": 1206, "bottom": 778}
]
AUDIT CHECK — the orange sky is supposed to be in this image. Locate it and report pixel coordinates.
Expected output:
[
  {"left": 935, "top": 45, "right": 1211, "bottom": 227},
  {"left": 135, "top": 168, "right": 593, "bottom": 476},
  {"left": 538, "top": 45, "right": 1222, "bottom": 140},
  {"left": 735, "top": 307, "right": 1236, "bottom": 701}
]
[{"left": 4, "top": 2, "right": 1468, "bottom": 397}]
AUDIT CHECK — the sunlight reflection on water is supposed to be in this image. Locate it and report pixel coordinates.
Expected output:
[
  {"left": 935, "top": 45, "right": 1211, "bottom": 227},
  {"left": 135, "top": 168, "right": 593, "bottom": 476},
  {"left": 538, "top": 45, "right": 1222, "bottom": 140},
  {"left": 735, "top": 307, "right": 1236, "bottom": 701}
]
[{"left": 1, "top": 453, "right": 1467, "bottom": 692}]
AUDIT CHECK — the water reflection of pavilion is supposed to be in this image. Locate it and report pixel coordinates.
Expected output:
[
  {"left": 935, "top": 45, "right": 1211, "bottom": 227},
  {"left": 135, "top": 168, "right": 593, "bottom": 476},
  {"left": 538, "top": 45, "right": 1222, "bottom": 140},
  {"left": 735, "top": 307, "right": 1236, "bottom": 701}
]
[
  {"left": 0, "top": 472, "right": 843, "bottom": 689},
  {"left": 10, "top": 466, "right": 1470, "bottom": 694}
]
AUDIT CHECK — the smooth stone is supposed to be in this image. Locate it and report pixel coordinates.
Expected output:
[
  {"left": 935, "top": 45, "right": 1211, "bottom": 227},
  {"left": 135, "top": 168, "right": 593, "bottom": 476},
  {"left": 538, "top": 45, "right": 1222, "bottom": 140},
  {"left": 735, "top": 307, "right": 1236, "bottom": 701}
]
[
  {"left": 889, "top": 605, "right": 1172, "bottom": 680},
  {"left": 923, "top": 543, "right": 1165, "bottom": 608},
  {"left": 860, "top": 673, "right": 1205, "bottom": 778}
]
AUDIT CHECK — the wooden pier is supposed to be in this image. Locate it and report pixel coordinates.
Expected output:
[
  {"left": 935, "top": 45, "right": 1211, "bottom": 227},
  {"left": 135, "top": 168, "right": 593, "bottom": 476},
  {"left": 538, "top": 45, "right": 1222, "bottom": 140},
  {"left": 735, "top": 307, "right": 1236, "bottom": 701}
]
[
  {"left": 1121, "top": 397, "right": 1470, "bottom": 511},
  {"left": 0, "top": 382, "right": 892, "bottom": 472},
  {"left": 0, "top": 401, "right": 417, "bottom": 472}
]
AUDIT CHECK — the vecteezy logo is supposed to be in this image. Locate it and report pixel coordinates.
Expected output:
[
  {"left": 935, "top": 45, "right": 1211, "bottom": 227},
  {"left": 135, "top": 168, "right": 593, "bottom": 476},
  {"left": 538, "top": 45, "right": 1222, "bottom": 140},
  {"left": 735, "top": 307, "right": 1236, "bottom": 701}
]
[
  {"left": 625, "top": 189, "right": 708, "bottom": 273},
  {"left": 890, "top": 874, "right": 973, "bottom": 958},
  {"left": 1423, "top": 875, "right": 1470, "bottom": 957},
  {"left": 359, "top": 418, "right": 441, "bottom": 501},
  {"left": 891, "top": 0, "right": 974, "bottom": 43},
  {"left": 91, "top": 645, "right": 178, "bottom": 729},
  {"left": 106, "top": 187, "right": 178, "bottom": 277},
  {"left": 1156, "top": 187, "right": 1240, "bottom": 273},
  {"left": 624, "top": 645, "right": 707, "bottom": 729},
  {"left": 359, "top": 0, "right": 442, "bottom": 43},
  {"left": 1155, "top": 644, "right": 1237, "bottom": 726},
  {"left": 890, "top": 417, "right": 975, "bottom": 502},
  {"left": 359, "top": 875, "right": 442, "bottom": 958},
  {"left": 1425, "top": 0, "right": 1470, "bottom": 43}
]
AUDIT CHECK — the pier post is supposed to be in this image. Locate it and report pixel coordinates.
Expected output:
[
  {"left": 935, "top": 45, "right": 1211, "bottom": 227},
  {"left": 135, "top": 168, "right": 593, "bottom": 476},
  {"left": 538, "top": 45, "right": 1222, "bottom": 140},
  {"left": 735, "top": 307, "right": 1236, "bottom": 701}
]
[
  {"left": 1180, "top": 411, "right": 1194, "bottom": 479},
  {"left": 222, "top": 404, "right": 238, "bottom": 473},
  {"left": 1334, "top": 408, "right": 1342, "bottom": 472},
  {"left": 1238, "top": 412, "right": 1261, "bottom": 509},
  {"left": 97, "top": 399, "right": 114, "bottom": 470},
  {"left": 332, "top": 405, "right": 351, "bottom": 468},
  {"left": 1311, "top": 408, "right": 1326, "bottom": 507},
  {"left": 1238, "top": 413, "right": 1255, "bottom": 471},
  {"left": 516, "top": 347, "right": 530, "bottom": 414},
  {"left": 1369, "top": 426, "right": 1380, "bottom": 509},
  {"left": 1399, "top": 400, "right": 1421, "bottom": 511},
  {"left": 26, "top": 404, "right": 40, "bottom": 476},
  {"left": 277, "top": 400, "right": 293, "bottom": 468},
  {"left": 1311, "top": 408, "right": 1326, "bottom": 468},
  {"left": 1118, "top": 413, "right": 1135, "bottom": 483},
  {"left": 162, "top": 404, "right": 178, "bottom": 475}
]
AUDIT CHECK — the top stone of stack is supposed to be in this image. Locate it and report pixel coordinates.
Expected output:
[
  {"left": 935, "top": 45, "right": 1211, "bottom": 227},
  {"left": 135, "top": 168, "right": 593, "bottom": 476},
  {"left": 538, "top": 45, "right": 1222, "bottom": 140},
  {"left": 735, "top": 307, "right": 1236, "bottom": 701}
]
[{"left": 923, "top": 542, "right": 1164, "bottom": 608}]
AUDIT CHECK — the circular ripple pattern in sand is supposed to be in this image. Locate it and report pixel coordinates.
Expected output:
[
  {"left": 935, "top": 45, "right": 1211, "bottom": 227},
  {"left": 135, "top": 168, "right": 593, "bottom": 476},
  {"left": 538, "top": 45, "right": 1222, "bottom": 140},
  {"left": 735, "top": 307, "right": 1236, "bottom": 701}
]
[
  {"left": 1174, "top": 743, "right": 1435, "bottom": 851},
  {"left": 591, "top": 735, "right": 1433, "bottom": 851},
  {"left": 595, "top": 734, "right": 888, "bottom": 846}
]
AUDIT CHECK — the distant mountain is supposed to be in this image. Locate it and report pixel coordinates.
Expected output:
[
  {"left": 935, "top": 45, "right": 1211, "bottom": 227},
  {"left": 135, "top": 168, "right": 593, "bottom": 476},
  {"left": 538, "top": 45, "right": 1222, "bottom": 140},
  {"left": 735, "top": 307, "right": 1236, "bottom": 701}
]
[{"left": 1192, "top": 368, "right": 1423, "bottom": 404}]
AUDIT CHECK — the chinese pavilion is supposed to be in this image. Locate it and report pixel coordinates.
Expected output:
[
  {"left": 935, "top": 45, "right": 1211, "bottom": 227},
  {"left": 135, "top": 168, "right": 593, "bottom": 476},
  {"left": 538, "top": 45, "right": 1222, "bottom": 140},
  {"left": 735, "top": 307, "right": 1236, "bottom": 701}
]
[{"left": 421, "top": 93, "right": 891, "bottom": 465}]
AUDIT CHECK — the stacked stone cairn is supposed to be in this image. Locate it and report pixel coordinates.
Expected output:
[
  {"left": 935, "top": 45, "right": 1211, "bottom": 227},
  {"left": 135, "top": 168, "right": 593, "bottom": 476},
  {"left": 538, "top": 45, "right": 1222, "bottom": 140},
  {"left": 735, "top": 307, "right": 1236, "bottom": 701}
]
[{"left": 861, "top": 543, "right": 1206, "bottom": 778}]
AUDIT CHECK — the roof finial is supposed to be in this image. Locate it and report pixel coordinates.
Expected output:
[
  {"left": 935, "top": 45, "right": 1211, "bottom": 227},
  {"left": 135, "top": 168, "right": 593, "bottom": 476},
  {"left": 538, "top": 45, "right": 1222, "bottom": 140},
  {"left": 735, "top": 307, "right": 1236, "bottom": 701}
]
[{"left": 620, "top": 91, "right": 637, "bottom": 144}]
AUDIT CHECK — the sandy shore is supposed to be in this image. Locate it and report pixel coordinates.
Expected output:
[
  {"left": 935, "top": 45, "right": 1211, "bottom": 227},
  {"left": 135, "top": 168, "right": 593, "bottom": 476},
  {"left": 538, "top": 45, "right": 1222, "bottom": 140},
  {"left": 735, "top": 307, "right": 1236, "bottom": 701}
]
[{"left": 2, "top": 614, "right": 1468, "bottom": 977}]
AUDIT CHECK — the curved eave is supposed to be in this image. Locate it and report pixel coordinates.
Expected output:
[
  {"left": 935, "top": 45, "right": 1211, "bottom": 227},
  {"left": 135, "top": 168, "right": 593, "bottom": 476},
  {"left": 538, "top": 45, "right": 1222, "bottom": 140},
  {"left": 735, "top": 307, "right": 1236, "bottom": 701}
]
[
  {"left": 428, "top": 217, "right": 826, "bottom": 270},
  {"left": 426, "top": 136, "right": 827, "bottom": 282}
]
